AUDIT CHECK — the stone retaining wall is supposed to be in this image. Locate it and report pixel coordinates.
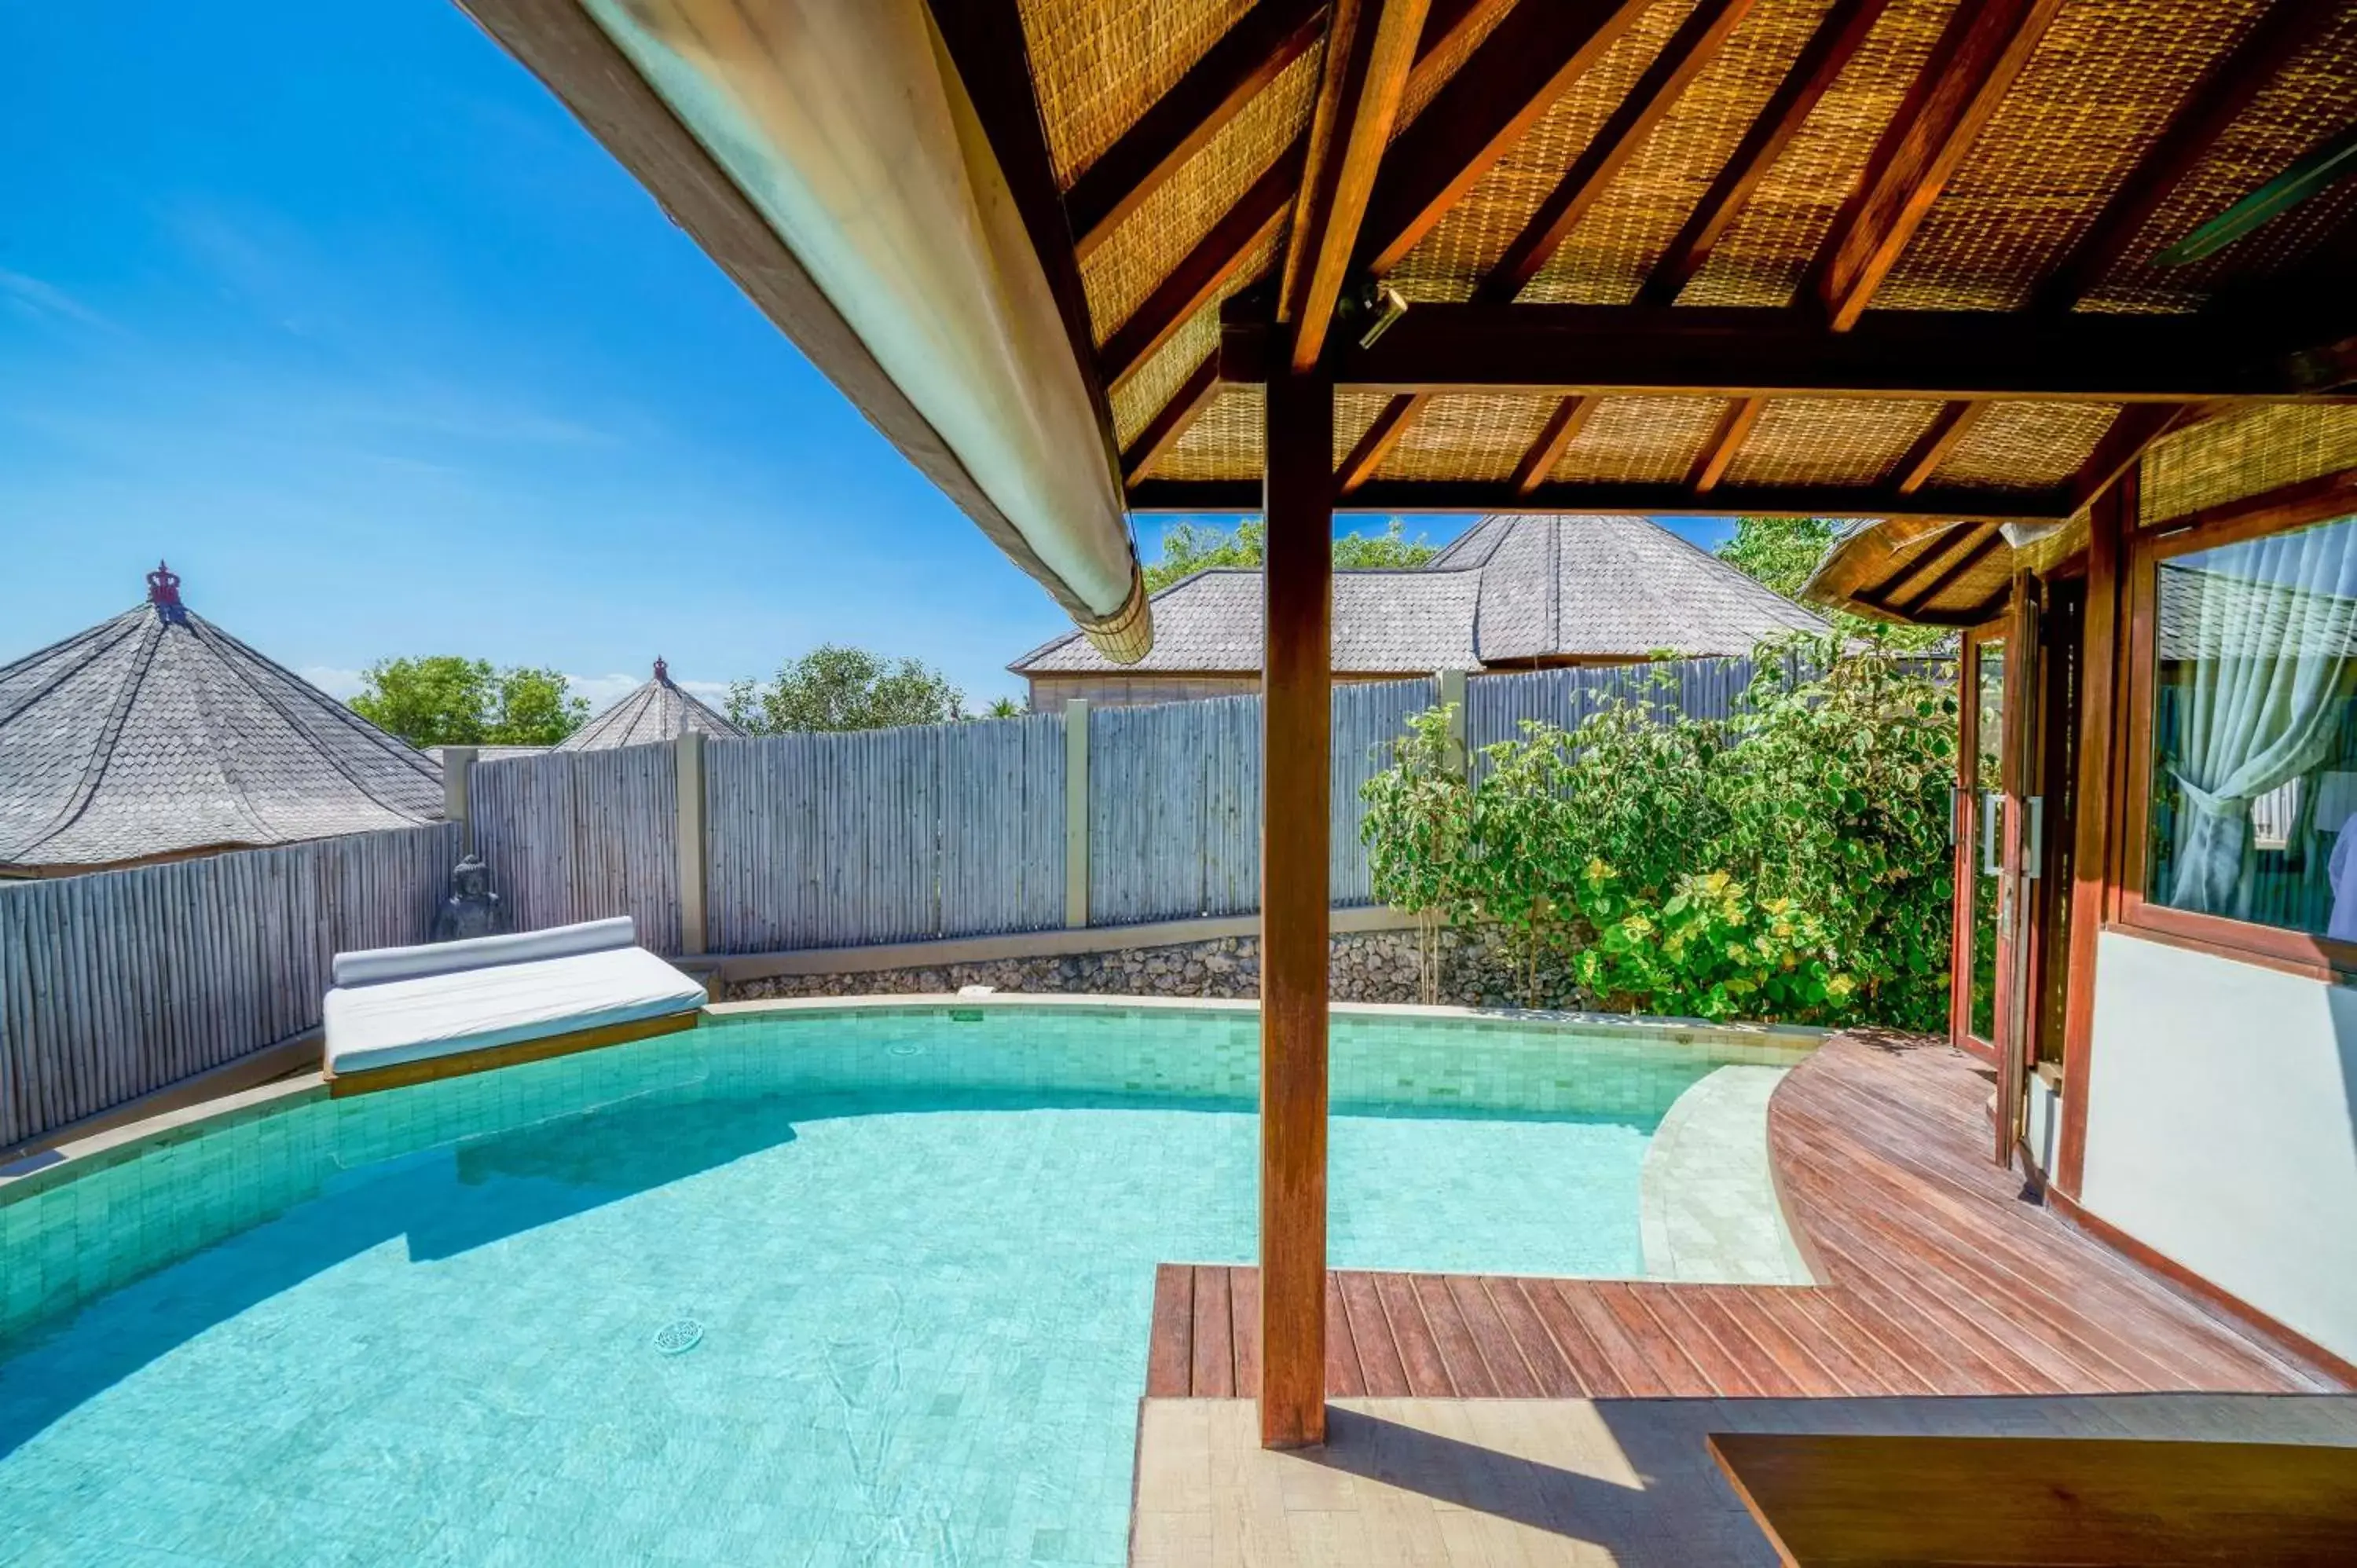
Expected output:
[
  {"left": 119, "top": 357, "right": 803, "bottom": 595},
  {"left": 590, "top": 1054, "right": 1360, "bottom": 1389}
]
[{"left": 724, "top": 925, "right": 1587, "bottom": 1009}]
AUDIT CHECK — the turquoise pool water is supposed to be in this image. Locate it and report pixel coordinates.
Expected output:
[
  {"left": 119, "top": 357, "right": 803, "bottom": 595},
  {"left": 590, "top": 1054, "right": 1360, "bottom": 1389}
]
[{"left": 0, "top": 1004, "right": 1800, "bottom": 1566}]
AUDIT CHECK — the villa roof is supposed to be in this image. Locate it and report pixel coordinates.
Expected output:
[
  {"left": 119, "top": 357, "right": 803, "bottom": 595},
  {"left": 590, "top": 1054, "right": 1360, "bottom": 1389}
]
[
  {"left": 552, "top": 659, "right": 746, "bottom": 752},
  {"left": 0, "top": 565, "right": 443, "bottom": 875},
  {"left": 1014, "top": 513, "right": 1827, "bottom": 674}
]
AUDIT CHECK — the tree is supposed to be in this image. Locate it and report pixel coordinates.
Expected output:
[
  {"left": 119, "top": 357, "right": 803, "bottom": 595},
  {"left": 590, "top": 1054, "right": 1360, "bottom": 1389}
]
[
  {"left": 1717, "top": 515, "right": 1947, "bottom": 650},
  {"left": 349, "top": 657, "right": 588, "bottom": 747},
  {"left": 726, "top": 643, "right": 966, "bottom": 733},
  {"left": 982, "top": 696, "right": 1024, "bottom": 720},
  {"left": 490, "top": 667, "right": 588, "bottom": 745},
  {"left": 1143, "top": 517, "right": 1437, "bottom": 591}
]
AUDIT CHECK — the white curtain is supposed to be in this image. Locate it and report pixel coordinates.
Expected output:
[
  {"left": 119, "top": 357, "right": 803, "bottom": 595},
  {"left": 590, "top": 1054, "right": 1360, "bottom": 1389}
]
[{"left": 2165, "top": 518, "right": 2357, "bottom": 914}]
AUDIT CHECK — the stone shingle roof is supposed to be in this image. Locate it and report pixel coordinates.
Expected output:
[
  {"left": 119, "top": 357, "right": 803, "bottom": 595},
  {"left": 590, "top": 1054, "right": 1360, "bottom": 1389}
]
[
  {"left": 552, "top": 659, "right": 746, "bottom": 751},
  {"left": 0, "top": 566, "right": 443, "bottom": 874},
  {"left": 1011, "top": 515, "right": 1829, "bottom": 676}
]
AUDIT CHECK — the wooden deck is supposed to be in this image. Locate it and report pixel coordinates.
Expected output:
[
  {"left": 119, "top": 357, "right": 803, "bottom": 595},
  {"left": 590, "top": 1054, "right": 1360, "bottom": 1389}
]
[{"left": 1146, "top": 1032, "right": 2345, "bottom": 1400}]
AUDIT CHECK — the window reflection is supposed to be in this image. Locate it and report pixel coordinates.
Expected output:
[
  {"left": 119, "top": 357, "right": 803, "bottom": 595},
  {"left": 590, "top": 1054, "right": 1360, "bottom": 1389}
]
[{"left": 2146, "top": 512, "right": 2357, "bottom": 940}]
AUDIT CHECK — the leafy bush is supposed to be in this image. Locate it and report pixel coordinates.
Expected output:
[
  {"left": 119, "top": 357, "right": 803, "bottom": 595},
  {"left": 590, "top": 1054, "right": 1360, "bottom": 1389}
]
[{"left": 1359, "top": 639, "right": 1956, "bottom": 1028}]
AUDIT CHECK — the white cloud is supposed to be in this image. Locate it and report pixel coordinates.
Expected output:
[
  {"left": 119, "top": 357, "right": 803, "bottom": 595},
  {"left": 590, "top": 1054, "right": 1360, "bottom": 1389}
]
[
  {"left": 298, "top": 665, "right": 367, "bottom": 699},
  {"left": 564, "top": 673, "right": 640, "bottom": 713}
]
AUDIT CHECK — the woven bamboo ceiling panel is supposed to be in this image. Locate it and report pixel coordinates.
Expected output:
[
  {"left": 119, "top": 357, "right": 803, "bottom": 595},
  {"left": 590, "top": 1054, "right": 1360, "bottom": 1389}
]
[
  {"left": 1009, "top": 0, "right": 2355, "bottom": 506},
  {"left": 2143, "top": 404, "right": 2357, "bottom": 525}
]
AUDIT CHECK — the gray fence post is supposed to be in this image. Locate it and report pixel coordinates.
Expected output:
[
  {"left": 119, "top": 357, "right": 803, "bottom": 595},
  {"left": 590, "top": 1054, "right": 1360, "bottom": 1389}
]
[
  {"left": 1064, "top": 698, "right": 1090, "bottom": 928},
  {"left": 1436, "top": 669, "right": 1468, "bottom": 777},
  {"left": 676, "top": 731, "right": 708, "bottom": 955},
  {"left": 442, "top": 746, "right": 478, "bottom": 854}
]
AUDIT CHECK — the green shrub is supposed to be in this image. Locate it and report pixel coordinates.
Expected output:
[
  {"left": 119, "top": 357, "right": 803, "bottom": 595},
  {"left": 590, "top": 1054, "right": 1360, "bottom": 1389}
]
[{"left": 1358, "top": 639, "right": 1956, "bottom": 1028}]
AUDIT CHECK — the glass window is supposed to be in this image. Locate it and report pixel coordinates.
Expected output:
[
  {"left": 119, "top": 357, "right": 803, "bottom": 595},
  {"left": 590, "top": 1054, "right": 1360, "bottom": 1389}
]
[{"left": 2145, "top": 511, "right": 2357, "bottom": 940}]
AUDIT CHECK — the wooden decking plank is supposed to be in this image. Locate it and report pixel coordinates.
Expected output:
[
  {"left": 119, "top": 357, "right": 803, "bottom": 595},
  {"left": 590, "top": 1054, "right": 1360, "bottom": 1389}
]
[
  {"left": 1629, "top": 1285, "right": 1772, "bottom": 1397},
  {"left": 1373, "top": 1271, "right": 1457, "bottom": 1397},
  {"left": 1413, "top": 1273, "right": 1503, "bottom": 1397},
  {"left": 1479, "top": 1277, "right": 1589, "bottom": 1398},
  {"left": 1446, "top": 1275, "right": 1545, "bottom": 1396},
  {"left": 1687, "top": 1287, "right": 1836, "bottom": 1398},
  {"left": 1324, "top": 1272, "right": 1365, "bottom": 1398},
  {"left": 1338, "top": 1271, "right": 1411, "bottom": 1397},
  {"left": 1519, "top": 1277, "right": 1630, "bottom": 1398},
  {"left": 1191, "top": 1265, "right": 1236, "bottom": 1397},
  {"left": 1750, "top": 1288, "right": 1906, "bottom": 1398},
  {"left": 1589, "top": 1282, "right": 1716, "bottom": 1396},
  {"left": 1147, "top": 1262, "right": 1194, "bottom": 1398},
  {"left": 1230, "top": 1261, "right": 1262, "bottom": 1399}
]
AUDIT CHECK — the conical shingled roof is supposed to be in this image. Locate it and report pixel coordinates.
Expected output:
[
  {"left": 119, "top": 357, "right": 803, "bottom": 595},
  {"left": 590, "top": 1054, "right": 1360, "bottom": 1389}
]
[
  {"left": 553, "top": 658, "right": 746, "bottom": 752},
  {"left": 0, "top": 564, "right": 444, "bottom": 875}
]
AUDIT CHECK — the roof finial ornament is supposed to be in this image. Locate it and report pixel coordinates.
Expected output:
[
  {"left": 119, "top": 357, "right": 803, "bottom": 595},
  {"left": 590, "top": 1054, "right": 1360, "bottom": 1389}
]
[
  {"left": 146, "top": 561, "right": 187, "bottom": 624},
  {"left": 653, "top": 656, "right": 670, "bottom": 684}
]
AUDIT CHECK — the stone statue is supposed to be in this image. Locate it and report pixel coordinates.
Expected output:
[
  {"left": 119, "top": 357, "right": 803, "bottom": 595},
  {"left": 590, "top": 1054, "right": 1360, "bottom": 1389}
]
[{"left": 432, "top": 853, "right": 502, "bottom": 942}]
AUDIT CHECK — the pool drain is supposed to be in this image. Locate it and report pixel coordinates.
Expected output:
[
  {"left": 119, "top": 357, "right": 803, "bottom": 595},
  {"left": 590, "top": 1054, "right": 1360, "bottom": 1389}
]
[
  {"left": 653, "top": 1318, "right": 704, "bottom": 1355},
  {"left": 888, "top": 1042, "right": 924, "bottom": 1056}
]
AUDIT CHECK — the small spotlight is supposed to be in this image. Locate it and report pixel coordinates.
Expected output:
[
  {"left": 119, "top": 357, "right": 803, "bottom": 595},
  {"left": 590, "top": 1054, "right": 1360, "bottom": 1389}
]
[{"left": 1355, "top": 282, "right": 1408, "bottom": 349}]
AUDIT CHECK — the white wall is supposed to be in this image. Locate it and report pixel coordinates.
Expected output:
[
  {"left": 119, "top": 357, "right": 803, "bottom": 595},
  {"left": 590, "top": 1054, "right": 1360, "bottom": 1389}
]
[{"left": 2082, "top": 929, "right": 2357, "bottom": 1365}]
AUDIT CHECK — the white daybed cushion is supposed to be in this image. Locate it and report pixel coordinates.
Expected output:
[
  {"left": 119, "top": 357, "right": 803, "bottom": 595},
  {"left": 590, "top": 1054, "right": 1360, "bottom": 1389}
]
[
  {"left": 331, "top": 916, "right": 639, "bottom": 988},
  {"left": 324, "top": 929, "right": 704, "bottom": 1076}
]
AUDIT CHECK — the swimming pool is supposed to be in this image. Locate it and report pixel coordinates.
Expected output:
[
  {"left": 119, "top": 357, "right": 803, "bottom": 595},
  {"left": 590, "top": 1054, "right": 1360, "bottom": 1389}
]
[{"left": 0, "top": 1001, "right": 1810, "bottom": 1566}]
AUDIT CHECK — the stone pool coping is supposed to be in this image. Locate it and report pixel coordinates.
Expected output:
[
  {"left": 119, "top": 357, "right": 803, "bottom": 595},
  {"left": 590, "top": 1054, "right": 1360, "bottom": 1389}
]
[{"left": 3, "top": 997, "right": 1820, "bottom": 1209}]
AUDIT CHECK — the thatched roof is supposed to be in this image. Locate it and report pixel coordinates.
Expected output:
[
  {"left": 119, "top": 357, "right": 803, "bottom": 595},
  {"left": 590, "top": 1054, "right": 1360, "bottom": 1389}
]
[
  {"left": 459, "top": 0, "right": 2355, "bottom": 615},
  {"left": 1014, "top": 512, "right": 1827, "bottom": 673},
  {"left": 0, "top": 565, "right": 443, "bottom": 875},
  {"left": 553, "top": 659, "right": 746, "bottom": 751}
]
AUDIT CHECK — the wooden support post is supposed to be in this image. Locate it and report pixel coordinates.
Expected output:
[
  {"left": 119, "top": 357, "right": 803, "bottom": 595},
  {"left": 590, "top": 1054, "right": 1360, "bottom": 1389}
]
[
  {"left": 1260, "top": 368, "right": 1332, "bottom": 1449},
  {"left": 675, "top": 731, "right": 708, "bottom": 956},
  {"left": 442, "top": 746, "right": 477, "bottom": 856},
  {"left": 1065, "top": 698, "right": 1092, "bottom": 929}
]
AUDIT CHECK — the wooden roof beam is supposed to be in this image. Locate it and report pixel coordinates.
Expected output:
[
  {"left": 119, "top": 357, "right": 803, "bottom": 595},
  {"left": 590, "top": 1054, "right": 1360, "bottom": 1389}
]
[
  {"left": 1809, "top": 0, "right": 2064, "bottom": 331},
  {"left": 1220, "top": 303, "right": 2356, "bottom": 401},
  {"left": 1353, "top": 0, "right": 1654, "bottom": 276},
  {"left": 1509, "top": 396, "right": 1596, "bottom": 496},
  {"left": 2033, "top": 0, "right": 2341, "bottom": 314},
  {"left": 1128, "top": 478, "right": 2075, "bottom": 522},
  {"left": 1638, "top": 0, "right": 1895, "bottom": 306},
  {"left": 2066, "top": 401, "right": 2203, "bottom": 514},
  {"left": 1892, "top": 399, "right": 1985, "bottom": 493},
  {"left": 1871, "top": 520, "right": 1992, "bottom": 610},
  {"left": 1336, "top": 392, "right": 1428, "bottom": 493},
  {"left": 1280, "top": 0, "right": 1431, "bottom": 372},
  {"left": 1481, "top": 0, "right": 1759, "bottom": 304},
  {"left": 1101, "top": 142, "right": 1303, "bottom": 390},
  {"left": 1120, "top": 353, "right": 1224, "bottom": 484},
  {"left": 1689, "top": 396, "right": 1766, "bottom": 493},
  {"left": 1888, "top": 524, "right": 2006, "bottom": 618},
  {"left": 1065, "top": 0, "right": 1329, "bottom": 261}
]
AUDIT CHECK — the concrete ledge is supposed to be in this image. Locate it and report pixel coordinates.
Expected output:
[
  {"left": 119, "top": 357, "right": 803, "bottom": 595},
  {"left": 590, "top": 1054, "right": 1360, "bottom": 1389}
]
[
  {"left": 698, "top": 904, "right": 1419, "bottom": 983},
  {"left": 1, "top": 1029, "right": 322, "bottom": 1171},
  {"left": 1640, "top": 1064, "right": 1816, "bottom": 1286}
]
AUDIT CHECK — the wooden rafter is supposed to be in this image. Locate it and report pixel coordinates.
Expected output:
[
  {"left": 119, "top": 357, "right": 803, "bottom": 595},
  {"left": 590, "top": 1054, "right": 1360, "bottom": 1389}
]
[
  {"left": 1219, "top": 303, "right": 2355, "bottom": 401},
  {"left": 1638, "top": 0, "right": 1896, "bottom": 306},
  {"left": 1871, "top": 520, "right": 1992, "bottom": 610},
  {"left": 1108, "top": 0, "right": 1512, "bottom": 473},
  {"left": 2033, "top": 0, "right": 2340, "bottom": 314},
  {"left": 1279, "top": 0, "right": 1431, "bottom": 371},
  {"left": 1065, "top": 0, "right": 1329, "bottom": 261},
  {"left": 1336, "top": 392, "right": 1427, "bottom": 493},
  {"left": 2066, "top": 401, "right": 2201, "bottom": 513},
  {"left": 1893, "top": 399, "right": 1986, "bottom": 493},
  {"left": 1352, "top": 0, "right": 1654, "bottom": 276},
  {"left": 1120, "top": 353, "right": 1223, "bottom": 483},
  {"left": 1509, "top": 395, "right": 1596, "bottom": 495},
  {"left": 1689, "top": 395, "right": 1766, "bottom": 493},
  {"left": 1129, "top": 478, "right": 2077, "bottom": 523},
  {"left": 1101, "top": 141, "right": 1303, "bottom": 390},
  {"left": 1810, "top": 0, "right": 2064, "bottom": 331},
  {"left": 1888, "top": 524, "right": 2005, "bottom": 618},
  {"left": 1480, "top": 0, "right": 1758, "bottom": 305}
]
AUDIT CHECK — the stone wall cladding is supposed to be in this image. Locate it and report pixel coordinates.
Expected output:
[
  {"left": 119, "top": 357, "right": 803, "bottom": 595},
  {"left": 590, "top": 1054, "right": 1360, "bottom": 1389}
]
[{"left": 724, "top": 925, "right": 1590, "bottom": 1009}]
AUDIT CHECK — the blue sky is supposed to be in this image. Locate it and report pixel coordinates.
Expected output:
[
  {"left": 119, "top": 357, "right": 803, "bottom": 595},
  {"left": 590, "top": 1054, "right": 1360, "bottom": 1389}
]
[{"left": 0, "top": 1, "right": 1734, "bottom": 712}]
